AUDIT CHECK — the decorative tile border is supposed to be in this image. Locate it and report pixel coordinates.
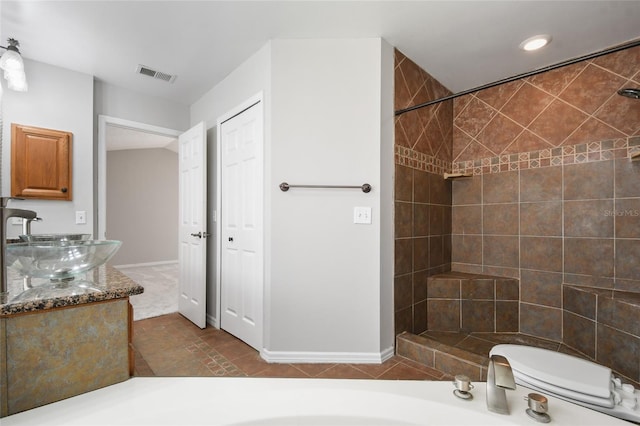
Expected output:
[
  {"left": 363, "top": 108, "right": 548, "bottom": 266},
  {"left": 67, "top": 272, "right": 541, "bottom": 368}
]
[
  {"left": 394, "top": 145, "right": 451, "bottom": 175},
  {"left": 396, "top": 137, "right": 639, "bottom": 176}
]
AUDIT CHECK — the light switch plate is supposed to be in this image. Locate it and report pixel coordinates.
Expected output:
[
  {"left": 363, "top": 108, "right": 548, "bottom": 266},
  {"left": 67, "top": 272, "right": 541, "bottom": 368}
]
[{"left": 353, "top": 206, "right": 372, "bottom": 224}]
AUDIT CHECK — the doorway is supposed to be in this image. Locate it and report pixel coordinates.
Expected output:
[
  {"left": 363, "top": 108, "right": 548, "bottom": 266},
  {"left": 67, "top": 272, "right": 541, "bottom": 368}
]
[{"left": 98, "top": 116, "right": 182, "bottom": 320}]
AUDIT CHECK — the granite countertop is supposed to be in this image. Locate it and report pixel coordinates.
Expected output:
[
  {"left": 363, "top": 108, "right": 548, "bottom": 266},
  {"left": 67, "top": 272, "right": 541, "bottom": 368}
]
[{"left": 1, "top": 265, "right": 144, "bottom": 316}]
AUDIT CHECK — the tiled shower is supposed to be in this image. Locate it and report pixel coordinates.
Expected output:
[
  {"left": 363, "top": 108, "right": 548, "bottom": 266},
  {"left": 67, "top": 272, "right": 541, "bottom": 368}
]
[{"left": 393, "top": 46, "right": 640, "bottom": 384}]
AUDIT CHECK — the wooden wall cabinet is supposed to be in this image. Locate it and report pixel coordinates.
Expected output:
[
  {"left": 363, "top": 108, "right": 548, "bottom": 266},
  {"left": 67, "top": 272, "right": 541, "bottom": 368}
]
[{"left": 11, "top": 124, "right": 73, "bottom": 201}]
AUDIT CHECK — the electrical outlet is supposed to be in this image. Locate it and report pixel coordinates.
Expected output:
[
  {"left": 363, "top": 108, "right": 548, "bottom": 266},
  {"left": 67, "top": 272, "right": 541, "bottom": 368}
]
[{"left": 75, "top": 211, "right": 87, "bottom": 225}]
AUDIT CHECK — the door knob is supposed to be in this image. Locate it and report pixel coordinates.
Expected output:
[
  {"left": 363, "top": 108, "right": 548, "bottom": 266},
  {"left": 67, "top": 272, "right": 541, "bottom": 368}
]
[
  {"left": 228, "top": 237, "right": 234, "bottom": 242},
  {"left": 190, "top": 232, "right": 202, "bottom": 238}
]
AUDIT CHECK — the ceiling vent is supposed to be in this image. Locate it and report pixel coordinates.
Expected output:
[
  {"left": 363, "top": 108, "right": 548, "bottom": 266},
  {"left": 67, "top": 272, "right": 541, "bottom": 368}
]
[{"left": 135, "top": 64, "right": 177, "bottom": 83}]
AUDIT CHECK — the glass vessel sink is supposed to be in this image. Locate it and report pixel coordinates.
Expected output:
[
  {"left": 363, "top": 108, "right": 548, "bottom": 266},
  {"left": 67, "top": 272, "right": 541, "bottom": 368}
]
[
  {"left": 6, "top": 240, "right": 122, "bottom": 281},
  {"left": 19, "top": 233, "right": 92, "bottom": 242}
]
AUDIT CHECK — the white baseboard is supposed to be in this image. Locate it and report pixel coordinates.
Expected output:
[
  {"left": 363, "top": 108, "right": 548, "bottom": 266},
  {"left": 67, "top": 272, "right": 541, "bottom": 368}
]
[
  {"left": 206, "top": 313, "right": 219, "bottom": 328},
  {"left": 260, "top": 345, "right": 395, "bottom": 364},
  {"left": 114, "top": 260, "right": 178, "bottom": 269}
]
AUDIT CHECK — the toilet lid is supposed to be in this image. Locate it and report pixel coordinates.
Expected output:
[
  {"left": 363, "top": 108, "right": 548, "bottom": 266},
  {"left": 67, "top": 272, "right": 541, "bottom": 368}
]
[{"left": 489, "top": 344, "right": 612, "bottom": 399}]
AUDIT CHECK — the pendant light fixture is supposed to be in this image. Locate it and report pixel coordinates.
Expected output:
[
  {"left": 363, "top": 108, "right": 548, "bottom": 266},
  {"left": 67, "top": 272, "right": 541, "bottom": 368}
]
[{"left": 0, "top": 38, "right": 28, "bottom": 92}]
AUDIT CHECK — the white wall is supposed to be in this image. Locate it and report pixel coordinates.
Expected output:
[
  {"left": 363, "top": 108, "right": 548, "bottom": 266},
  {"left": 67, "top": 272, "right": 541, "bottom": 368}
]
[
  {"left": 190, "top": 42, "right": 272, "bottom": 326},
  {"left": 107, "top": 148, "right": 178, "bottom": 266},
  {"left": 267, "top": 38, "right": 391, "bottom": 359},
  {"left": 94, "top": 81, "right": 189, "bottom": 131},
  {"left": 191, "top": 38, "right": 394, "bottom": 361},
  {"left": 1, "top": 59, "right": 94, "bottom": 238}
]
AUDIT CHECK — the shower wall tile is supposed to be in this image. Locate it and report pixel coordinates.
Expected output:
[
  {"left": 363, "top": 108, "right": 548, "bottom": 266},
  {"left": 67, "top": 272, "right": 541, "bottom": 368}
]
[
  {"left": 483, "top": 204, "right": 518, "bottom": 235},
  {"left": 563, "top": 161, "right": 614, "bottom": 200},
  {"left": 597, "top": 324, "right": 640, "bottom": 384},
  {"left": 614, "top": 155, "right": 640, "bottom": 198},
  {"left": 452, "top": 205, "right": 482, "bottom": 234},
  {"left": 614, "top": 198, "right": 640, "bottom": 238},
  {"left": 520, "top": 167, "right": 562, "bottom": 202},
  {"left": 462, "top": 300, "right": 494, "bottom": 332},
  {"left": 395, "top": 202, "right": 413, "bottom": 238},
  {"left": 615, "top": 239, "right": 640, "bottom": 281},
  {"left": 520, "top": 303, "right": 562, "bottom": 341},
  {"left": 483, "top": 236, "right": 519, "bottom": 268},
  {"left": 520, "top": 201, "right": 562, "bottom": 236},
  {"left": 452, "top": 177, "right": 482, "bottom": 205},
  {"left": 563, "top": 312, "right": 596, "bottom": 359},
  {"left": 564, "top": 238, "right": 614, "bottom": 278},
  {"left": 563, "top": 200, "right": 614, "bottom": 238},
  {"left": 427, "top": 300, "right": 460, "bottom": 332},
  {"left": 394, "top": 274, "right": 413, "bottom": 311},
  {"left": 451, "top": 235, "right": 482, "bottom": 265},
  {"left": 562, "top": 285, "right": 598, "bottom": 320},
  {"left": 483, "top": 171, "right": 518, "bottom": 203},
  {"left": 495, "top": 301, "right": 519, "bottom": 332},
  {"left": 521, "top": 269, "right": 562, "bottom": 308}
]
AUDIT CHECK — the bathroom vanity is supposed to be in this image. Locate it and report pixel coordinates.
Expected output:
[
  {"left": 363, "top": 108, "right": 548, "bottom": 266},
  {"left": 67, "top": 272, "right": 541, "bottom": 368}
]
[{"left": 0, "top": 265, "right": 143, "bottom": 417}]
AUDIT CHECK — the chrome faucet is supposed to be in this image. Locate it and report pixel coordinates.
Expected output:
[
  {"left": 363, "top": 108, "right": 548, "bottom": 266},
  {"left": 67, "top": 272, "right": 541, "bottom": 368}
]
[
  {"left": 22, "top": 216, "right": 42, "bottom": 235},
  {"left": 486, "top": 354, "right": 516, "bottom": 414},
  {"left": 1, "top": 197, "right": 37, "bottom": 301}
]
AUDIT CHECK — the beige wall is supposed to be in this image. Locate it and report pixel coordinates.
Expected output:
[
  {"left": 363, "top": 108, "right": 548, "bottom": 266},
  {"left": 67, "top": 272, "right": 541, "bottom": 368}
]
[{"left": 107, "top": 148, "right": 178, "bottom": 266}]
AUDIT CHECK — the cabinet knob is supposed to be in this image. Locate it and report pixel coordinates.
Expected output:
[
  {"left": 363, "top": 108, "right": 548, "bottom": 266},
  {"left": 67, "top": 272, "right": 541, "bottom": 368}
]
[{"left": 61, "top": 187, "right": 68, "bottom": 193}]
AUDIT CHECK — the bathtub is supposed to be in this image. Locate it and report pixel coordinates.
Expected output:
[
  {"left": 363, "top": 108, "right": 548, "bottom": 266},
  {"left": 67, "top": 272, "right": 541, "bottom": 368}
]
[{"left": 2, "top": 378, "right": 628, "bottom": 425}]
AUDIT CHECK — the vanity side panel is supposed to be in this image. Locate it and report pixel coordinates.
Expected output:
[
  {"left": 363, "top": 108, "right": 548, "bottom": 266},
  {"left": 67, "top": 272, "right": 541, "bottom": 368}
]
[{"left": 5, "top": 299, "right": 129, "bottom": 415}]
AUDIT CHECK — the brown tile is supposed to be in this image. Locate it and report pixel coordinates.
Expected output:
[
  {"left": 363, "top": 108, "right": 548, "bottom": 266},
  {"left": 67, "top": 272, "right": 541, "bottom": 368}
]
[
  {"left": 520, "top": 237, "right": 563, "bottom": 272},
  {"left": 483, "top": 235, "right": 519, "bottom": 268},
  {"left": 477, "top": 114, "right": 525, "bottom": 156},
  {"left": 413, "top": 270, "right": 428, "bottom": 302},
  {"left": 615, "top": 157, "right": 640, "bottom": 198},
  {"left": 290, "top": 363, "right": 336, "bottom": 377},
  {"left": 615, "top": 198, "right": 640, "bottom": 238},
  {"left": 563, "top": 285, "right": 597, "bottom": 319},
  {"left": 483, "top": 171, "right": 519, "bottom": 203},
  {"left": 520, "top": 166, "right": 562, "bottom": 202},
  {"left": 456, "top": 335, "right": 497, "bottom": 357},
  {"left": 451, "top": 235, "right": 482, "bottom": 265},
  {"left": 430, "top": 205, "right": 446, "bottom": 235},
  {"left": 592, "top": 45, "right": 640, "bottom": 79},
  {"left": 501, "top": 82, "right": 554, "bottom": 126},
  {"left": 595, "top": 89, "right": 640, "bottom": 135},
  {"left": 413, "top": 203, "right": 430, "bottom": 237},
  {"left": 452, "top": 175, "right": 482, "bottom": 205},
  {"left": 315, "top": 364, "right": 373, "bottom": 379},
  {"left": 427, "top": 300, "right": 460, "bottom": 332},
  {"left": 394, "top": 274, "right": 412, "bottom": 311},
  {"left": 396, "top": 336, "right": 435, "bottom": 366},
  {"left": 520, "top": 201, "right": 562, "bottom": 236},
  {"left": 559, "top": 64, "right": 626, "bottom": 114},
  {"left": 461, "top": 279, "right": 494, "bottom": 300},
  {"left": 615, "top": 239, "right": 640, "bottom": 281},
  {"left": 434, "top": 351, "right": 484, "bottom": 381},
  {"left": 495, "top": 301, "right": 519, "bottom": 332},
  {"left": 395, "top": 164, "right": 413, "bottom": 202},
  {"left": 430, "top": 172, "right": 452, "bottom": 205},
  {"left": 564, "top": 238, "right": 614, "bottom": 278},
  {"left": 495, "top": 279, "right": 519, "bottom": 301},
  {"left": 414, "top": 170, "right": 430, "bottom": 203},
  {"left": 528, "top": 99, "right": 589, "bottom": 146},
  {"left": 462, "top": 300, "right": 495, "bottom": 332},
  {"left": 395, "top": 307, "right": 413, "bottom": 335},
  {"left": 564, "top": 200, "right": 614, "bottom": 238},
  {"left": 520, "top": 269, "right": 562, "bottom": 307},
  {"left": 377, "top": 362, "right": 441, "bottom": 380},
  {"left": 455, "top": 96, "right": 498, "bottom": 138},
  {"left": 429, "top": 235, "right": 445, "bottom": 269},
  {"left": 563, "top": 161, "right": 614, "bottom": 200},
  {"left": 452, "top": 205, "right": 482, "bottom": 234},
  {"left": 427, "top": 277, "right": 461, "bottom": 298},
  {"left": 598, "top": 296, "right": 640, "bottom": 337},
  {"left": 520, "top": 303, "right": 562, "bottom": 341},
  {"left": 527, "top": 61, "right": 588, "bottom": 96},
  {"left": 252, "top": 364, "right": 309, "bottom": 378},
  {"left": 350, "top": 357, "right": 400, "bottom": 379},
  {"left": 483, "top": 203, "right": 518, "bottom": 235},
  {"left": 413, "top": 300, "right": 428, "bottom": 334},
  {"left": 413, "top": 237, "right": 429, "bottom": 271},
  {"left": 395, "top": 202, "right": 413, "bottom": 238},
  {"left": 420, "top": 330, "right": 467, "bottom": 347},
  {"left": 395, "top": 238, "right": 413, "bottom": 276},
  {"left": 597, "top": 324, "right": 640, "bottom": 382},
  {"left": 564, "top": 311, "right": 596, "bottom": 359},
  {"left": 476, "top": 80, "right": 524, "bottom": 110}
]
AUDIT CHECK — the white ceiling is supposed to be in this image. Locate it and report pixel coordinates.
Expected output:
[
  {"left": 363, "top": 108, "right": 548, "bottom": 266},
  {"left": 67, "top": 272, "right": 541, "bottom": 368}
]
[{"left": 2, "top": 1, "right": 640, "bottom": 107}]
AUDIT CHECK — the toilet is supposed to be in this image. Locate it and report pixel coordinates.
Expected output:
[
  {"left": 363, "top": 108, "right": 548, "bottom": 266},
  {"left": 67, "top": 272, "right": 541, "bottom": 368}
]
[{"left": 489, "top": 344, "right": 640, "bottom": 422}]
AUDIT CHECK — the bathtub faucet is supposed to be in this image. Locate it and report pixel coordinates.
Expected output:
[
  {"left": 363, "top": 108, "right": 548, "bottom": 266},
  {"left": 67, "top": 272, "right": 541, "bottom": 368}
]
[
  {"left": 486, "top": 354, "right": 516, "bottom": 414},
  {"left": 1, "top": 197, "right": 38, "bottom": 301}
]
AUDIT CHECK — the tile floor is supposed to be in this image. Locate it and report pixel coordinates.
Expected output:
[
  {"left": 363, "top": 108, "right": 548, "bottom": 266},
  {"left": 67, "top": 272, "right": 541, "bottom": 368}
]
[{"left": 132, "top": 313, "right": 450, "bottom": 381}]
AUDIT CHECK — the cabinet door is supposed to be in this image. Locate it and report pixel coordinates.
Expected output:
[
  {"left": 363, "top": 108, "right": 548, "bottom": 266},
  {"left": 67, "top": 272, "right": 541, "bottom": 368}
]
[{"left": 11, "top": 124, "right": 72, "bottom": 200}]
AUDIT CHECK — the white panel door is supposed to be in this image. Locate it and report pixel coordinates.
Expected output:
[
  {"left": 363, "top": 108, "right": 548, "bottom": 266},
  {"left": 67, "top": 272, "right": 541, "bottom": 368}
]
[
  {"left": 220, "top": 101, "right": 263, "bottom": 350},
  {"left": 178, "top": 122, "right": 207, "bottom": 329}
]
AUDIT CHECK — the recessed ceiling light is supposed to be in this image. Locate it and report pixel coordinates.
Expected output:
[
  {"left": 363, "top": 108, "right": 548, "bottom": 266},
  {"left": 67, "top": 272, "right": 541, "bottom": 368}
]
[{"left": 519, "top": 35, "right": 552, "bottom": 51}]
